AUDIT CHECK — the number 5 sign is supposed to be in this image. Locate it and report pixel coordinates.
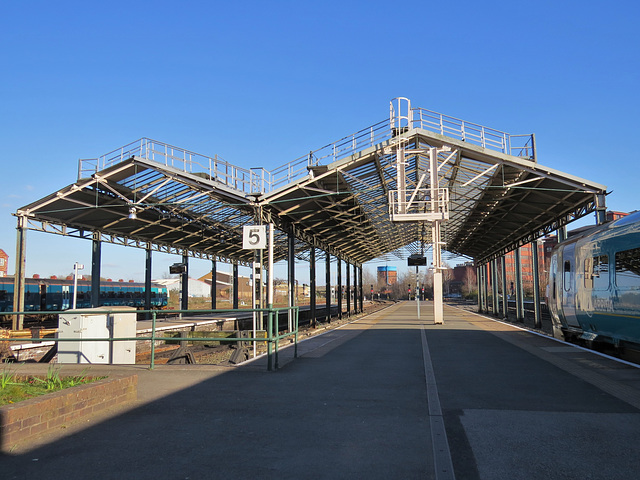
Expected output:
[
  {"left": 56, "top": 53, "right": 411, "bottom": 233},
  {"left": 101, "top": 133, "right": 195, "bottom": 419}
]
[{"left": 243, "top": 225, "right": 267, "bottom": 249}]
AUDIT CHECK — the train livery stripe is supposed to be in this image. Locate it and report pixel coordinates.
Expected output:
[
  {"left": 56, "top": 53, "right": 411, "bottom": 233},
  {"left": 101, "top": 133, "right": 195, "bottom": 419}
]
[{"left": 591, "top": 312, "right": 640, "bottom": 321}]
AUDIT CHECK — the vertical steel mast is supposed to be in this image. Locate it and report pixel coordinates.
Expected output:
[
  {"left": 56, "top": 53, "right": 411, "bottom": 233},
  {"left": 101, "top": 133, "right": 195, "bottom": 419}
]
[{"left": 388, "top": 98, "right": 454, "bottom": 324}]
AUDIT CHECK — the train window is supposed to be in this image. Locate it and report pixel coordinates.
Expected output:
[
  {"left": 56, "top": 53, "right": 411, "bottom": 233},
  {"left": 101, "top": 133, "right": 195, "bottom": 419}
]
[
  {"left": 615, "top": 247, "right": 640, "bottom": 289},
  {"left": 592, "top": 255, "right": 609, "bottom": 290},
  {"left": 563, "top": 260, "right": 572, "bottom": 292}
]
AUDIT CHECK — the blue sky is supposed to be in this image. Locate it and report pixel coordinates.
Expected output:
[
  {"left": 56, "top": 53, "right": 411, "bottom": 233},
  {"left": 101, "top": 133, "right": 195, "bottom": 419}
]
[{"left": 1, "top": 0, "right": 638, "bottom": 283}]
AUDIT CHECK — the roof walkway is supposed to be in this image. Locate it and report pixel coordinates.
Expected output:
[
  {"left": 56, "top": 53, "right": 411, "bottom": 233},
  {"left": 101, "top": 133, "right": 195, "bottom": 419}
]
[{"left": 4, "top": 302, "right": 640, "bottom": 479}]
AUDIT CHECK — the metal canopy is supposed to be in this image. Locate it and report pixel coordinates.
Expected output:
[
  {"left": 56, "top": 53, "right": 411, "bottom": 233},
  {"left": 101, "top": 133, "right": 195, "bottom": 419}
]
[{"left": 15, "top": 103, "right": 607, "bottom": 266}]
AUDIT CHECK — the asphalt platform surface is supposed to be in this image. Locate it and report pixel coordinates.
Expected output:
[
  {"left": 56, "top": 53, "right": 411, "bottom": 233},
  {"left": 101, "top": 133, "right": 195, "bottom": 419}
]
[{"left": 3, "top": 301, "right": 640, "bottom": 479}]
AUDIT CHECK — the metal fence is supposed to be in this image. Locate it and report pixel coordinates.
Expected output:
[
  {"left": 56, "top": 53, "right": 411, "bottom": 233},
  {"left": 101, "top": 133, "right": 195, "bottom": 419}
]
[{"left": 2, "top": 306, "right": 299, "bottom": 371}]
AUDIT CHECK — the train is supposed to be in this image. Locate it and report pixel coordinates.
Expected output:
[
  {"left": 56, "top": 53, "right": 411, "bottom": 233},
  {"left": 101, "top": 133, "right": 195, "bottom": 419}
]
[
  {"left": 547, "top": 210, "right": 640, "bottom": 353},
  {"left": 0, "top": 276, "right": 168, "bottom": 313}
]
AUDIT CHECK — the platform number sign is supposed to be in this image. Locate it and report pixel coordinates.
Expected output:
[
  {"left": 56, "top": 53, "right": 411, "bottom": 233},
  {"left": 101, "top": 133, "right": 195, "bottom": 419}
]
[{"left": 243, "top": 225, "right": 267, "bottom": 249}]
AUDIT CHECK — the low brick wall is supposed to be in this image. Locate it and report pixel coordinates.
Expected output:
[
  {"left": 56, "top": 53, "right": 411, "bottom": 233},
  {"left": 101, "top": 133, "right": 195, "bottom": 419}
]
[{"left": 0, "top": 374, "right": 137, "bottom": 453}]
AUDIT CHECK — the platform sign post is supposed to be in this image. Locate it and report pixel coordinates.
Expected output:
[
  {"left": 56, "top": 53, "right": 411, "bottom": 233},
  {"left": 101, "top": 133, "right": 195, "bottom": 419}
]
[
  {"left": 415, "top": 266, "right": 420, "bottom": 319},
  {"left": 244, "top": 226, "right": 264, "bottom": 360},
  {"left": 243, "top": 225, "right": 275, "bottom": 369},
  {"left": 72, "top": 262, "right": 84, "bottom": 310}
]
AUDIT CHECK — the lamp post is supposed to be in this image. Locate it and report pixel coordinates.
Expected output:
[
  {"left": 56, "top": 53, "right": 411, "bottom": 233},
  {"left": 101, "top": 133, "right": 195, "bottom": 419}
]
[{"left": 73, "top": 262, "right": 84, "bottom": 309}]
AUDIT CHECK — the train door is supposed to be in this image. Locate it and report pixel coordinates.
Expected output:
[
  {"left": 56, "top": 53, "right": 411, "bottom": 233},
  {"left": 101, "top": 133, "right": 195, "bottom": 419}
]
[
  {"left": 62, "top": 285, "right": 70, "bottom": 310},
  {"left": 560, "top": 243, "right": 580, "bottom": 327}
]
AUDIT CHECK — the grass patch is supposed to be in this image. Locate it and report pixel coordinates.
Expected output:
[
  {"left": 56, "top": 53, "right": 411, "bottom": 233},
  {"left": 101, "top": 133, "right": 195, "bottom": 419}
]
[{"left": 0, "top": 365, "right": 105, "bottom": 406}]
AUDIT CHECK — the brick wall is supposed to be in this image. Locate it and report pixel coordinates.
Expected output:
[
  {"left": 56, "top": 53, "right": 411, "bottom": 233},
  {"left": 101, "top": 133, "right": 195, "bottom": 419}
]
[{"left": 0, "top": 374, "right": 137, "bottom": 453}]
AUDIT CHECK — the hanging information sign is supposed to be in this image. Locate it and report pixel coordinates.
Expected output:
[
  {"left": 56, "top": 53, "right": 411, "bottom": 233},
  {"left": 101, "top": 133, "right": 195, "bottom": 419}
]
[{"left": 243, "top": 225, "right": 267, "bottom": 249}]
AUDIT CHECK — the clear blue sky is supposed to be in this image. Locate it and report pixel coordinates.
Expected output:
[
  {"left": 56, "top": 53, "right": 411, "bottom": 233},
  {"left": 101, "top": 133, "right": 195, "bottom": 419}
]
[{"left": 1, "top": 0, "right": 638, "bottom": 283}]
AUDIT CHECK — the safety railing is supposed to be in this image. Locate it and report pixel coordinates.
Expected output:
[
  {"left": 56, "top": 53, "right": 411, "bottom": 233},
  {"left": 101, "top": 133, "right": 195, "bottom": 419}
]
[
  {"left": 388, "top": 187, "right": 450, "bottom": 222},
  {"left": 268, "top": 119, "right": 391, "bottom": 191},
  {"left": 78, "top": 139, "right": 273, "bottom": 195},
  {"left": 412, "top": 108, "right": 535, "bottom": 160},
  {"left": 2, "top": 306, "right": 299, "bottom": 371},
  {"left": 76, "top": 104, "right": 535, "bottom": 196}
]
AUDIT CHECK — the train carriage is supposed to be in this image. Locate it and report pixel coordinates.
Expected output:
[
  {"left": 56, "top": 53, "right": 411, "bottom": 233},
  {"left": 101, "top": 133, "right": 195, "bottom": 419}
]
[
  {"left": 547, "top": 211, "right": 640, "bottom": 351},
  {"left": 0, "top": 276, "right": 168, "bottom": 314}
]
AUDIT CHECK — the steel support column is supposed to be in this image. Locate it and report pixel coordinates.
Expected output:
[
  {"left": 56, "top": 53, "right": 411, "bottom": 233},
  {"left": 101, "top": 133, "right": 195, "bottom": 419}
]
[
  {"left": 144, "top": 246, "right": 151, "bottom": 316},
  {"left": 232, "top": 260, "right": 239, "bottom": 310},
  {"left": 181, "top": 253, "right": 189, "bottom": 311},
  {"left": 325, "top": 252, "right": 331, "bottom": 322},
  {"left": 310, "top": 247, "right": 316, "bottom": 327},
  {"left": 476, "top": 264, "right": 482, "bottom": 313},
  {"left": 210, "top": 260, "right": 217, "bottom": 310},
  {"left": 558, "top": 226, "right": 567, "bottom": 243},
  {"left": 353, "top": 264, "right": 358, "bottom": 314},
  {"left": 359, "top": 265, "right": 364, "bottom": 313},
  {"left": 532, "top": 241, "right": 542, "bottom": 329},
  {"left": 12, "top": 216, "right": 26, "bottom": 330},
  {"left": 595, "top": 193, "right": 607, "bottom": 225},
  {"left": 501, "top": 256, "right": 508, "bottom": 318},
  {"left": 91, "top": 234, "right": 102, "bottom": 308},
  {"left": 432, "top": 221, "right": 444, "bottom": 324},
  {"left": 491, "top": 259, "right": 499, "bottom": 316},
  {"left": 346, "top": 262, "right": 351, "bottom": 316},
  {"left": 483, "top": 264, "right": 489, "bottom": 313},
  {"left": 288, "top": 230, "right": 295, "bottom": 330},
  {"left": 337, "top": 258, "right": 342, "bottom": 319},
  {"left": 515, "top": 248, "right": 524, "bottom": 321}
]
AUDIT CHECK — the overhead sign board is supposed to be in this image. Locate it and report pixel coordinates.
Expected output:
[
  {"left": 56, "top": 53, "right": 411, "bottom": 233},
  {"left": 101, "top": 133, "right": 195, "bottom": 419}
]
[
  {"left": 407, "top": 254, "right": 427, "bottom": 266},
  {"left": 243, "top": 225, "right": 267, "bottom": 249},
  {"left": 169, "top": 263, "right": 187, "bottom": 274}
]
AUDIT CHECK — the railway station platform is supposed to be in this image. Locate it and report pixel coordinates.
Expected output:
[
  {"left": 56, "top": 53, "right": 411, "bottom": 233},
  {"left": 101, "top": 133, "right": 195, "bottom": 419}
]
[{"left": 3, "top": 301, "right": 640, "bottom": 479}]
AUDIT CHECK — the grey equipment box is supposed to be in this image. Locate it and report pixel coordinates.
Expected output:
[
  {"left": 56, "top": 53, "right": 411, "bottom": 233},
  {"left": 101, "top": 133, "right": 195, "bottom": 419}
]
[{"left": 57, "top": 306, "right": 137, "bottom": 364}]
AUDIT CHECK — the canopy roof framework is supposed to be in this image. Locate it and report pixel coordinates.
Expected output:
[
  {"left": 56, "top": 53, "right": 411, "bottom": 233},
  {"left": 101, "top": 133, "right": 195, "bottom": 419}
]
[{"left": 16, "top": 102, "right": 607, "bottom": 267}]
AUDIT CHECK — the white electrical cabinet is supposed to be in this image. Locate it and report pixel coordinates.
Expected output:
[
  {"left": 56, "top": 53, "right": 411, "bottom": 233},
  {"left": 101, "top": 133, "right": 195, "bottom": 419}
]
[{"left": 58, "top": 307, "right": 137, "bottom": 364}]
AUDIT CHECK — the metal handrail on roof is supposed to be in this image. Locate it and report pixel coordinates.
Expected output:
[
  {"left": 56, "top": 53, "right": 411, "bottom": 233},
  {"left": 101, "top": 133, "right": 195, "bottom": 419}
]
[
  {"left": 76, "top": 106, "right": 535, "bottom": 197},
  {"left": 412, "top": 108, "right": 535, "bottom": 159},
  {"left": 78, "top": 138, "right": 272, "bottom": 195}
]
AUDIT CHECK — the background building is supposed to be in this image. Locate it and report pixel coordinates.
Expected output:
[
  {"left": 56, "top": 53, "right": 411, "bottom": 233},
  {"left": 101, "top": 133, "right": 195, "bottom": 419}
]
[
  {"left": 377, "top": 266, "right": 397, "bottom": 286},
  {"left": 0, "top": 249, "right": 7, "bottom": 277}
]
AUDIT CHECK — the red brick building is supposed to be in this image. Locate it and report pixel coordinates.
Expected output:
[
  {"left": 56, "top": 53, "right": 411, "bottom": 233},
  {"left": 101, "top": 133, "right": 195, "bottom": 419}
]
[
  {"left": 0, "top": 249, "right": 8, "bottom": 277},
  {"left": 485, "top": 211, "right": 629, "bottom": 297}
]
